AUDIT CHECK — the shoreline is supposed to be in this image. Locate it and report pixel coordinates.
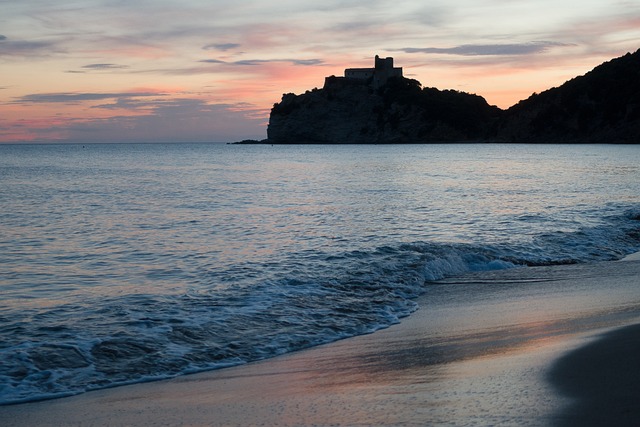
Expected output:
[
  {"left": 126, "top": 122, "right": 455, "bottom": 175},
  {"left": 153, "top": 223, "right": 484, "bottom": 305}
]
[{"left": 2, "top": 259, "right": 640, "bottom": 426}]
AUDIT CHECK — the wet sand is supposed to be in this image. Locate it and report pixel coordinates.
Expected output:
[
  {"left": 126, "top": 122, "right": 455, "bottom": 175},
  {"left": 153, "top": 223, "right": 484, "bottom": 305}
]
[
  {"left": 549, "top": 323, "right": 640, "bottom": 426},
  {"left": 2, "top": 259, "right": 640, "bottom": 426}
]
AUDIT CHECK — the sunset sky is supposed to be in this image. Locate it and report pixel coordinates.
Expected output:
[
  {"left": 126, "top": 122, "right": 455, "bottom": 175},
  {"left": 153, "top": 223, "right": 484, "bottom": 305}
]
[{"left": 2, "top": 0, "right": 639, "bottom": 143}]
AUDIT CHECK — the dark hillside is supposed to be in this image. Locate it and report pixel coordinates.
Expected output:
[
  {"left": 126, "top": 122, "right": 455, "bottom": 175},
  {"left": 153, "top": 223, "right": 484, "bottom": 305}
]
[
  {"left": 268, "top": 76, "right": 501, "bottom": 143},
  {"left": 496, "top": 49, "right": 640, "bottom": 143}
]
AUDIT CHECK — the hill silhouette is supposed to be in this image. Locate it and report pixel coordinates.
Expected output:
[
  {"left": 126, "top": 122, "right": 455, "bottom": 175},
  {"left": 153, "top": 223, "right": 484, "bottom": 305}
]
[
  {"left": 267, "top": 49, "right": 640, "bottom": 143},
  {"left": 268, "top": 75, "right": 501, "bottom": 143},
  {"left": 497, "top": 49, "right": 640, "bottom": 142}
]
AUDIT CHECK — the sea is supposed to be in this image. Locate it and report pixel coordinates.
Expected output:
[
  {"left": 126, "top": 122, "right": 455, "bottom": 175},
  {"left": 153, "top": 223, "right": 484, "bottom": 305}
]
[{"left": 1, "top": 143, "right": 639, "bottom": 405}]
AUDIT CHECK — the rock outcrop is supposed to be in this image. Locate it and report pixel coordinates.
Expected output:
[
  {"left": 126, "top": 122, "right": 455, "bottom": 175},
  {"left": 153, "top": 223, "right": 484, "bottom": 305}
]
[
  {"left": 267, "top": 49, "right": 640, "bottom": 144},
  {"left": 268, "top": 77, "right": 501, "bottom": 143}
]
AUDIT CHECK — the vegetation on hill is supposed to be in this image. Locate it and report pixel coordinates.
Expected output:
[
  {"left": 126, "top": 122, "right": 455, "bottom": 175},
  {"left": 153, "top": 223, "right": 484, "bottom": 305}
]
[
  {"left": 497, "top": 48, "right": 640, "bottom": 142},
  {"left": 268, "top": 75, "right": 500, "bottom": 143},
  {"left": 379, "top": 77, "right": 501, "bottom": 137}
]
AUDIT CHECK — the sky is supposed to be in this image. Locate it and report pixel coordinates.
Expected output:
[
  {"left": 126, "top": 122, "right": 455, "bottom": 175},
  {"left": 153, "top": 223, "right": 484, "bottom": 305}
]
[{"left": 1, "top": 0, "right": 639, "bottom": 143}]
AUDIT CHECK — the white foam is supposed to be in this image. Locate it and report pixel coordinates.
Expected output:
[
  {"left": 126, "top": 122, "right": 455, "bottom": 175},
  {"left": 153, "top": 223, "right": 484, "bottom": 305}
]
[{"left": 620, "top": 251, "right": 640, "bottom": 262}]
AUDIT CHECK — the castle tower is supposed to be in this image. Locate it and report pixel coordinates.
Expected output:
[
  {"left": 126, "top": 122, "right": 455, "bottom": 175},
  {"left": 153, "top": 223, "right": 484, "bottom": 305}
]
[{"left": 374, "top": 55, "right": 394, "bottom": 71}]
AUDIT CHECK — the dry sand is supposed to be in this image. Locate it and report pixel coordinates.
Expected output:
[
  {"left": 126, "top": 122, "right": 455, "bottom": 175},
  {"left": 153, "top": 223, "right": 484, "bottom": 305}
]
[{"left": 2, "top": 259, "right": 640, "bottom": 426}]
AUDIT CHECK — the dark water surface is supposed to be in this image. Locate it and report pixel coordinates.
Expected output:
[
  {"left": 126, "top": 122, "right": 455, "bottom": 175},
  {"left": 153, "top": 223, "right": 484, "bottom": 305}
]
[{"left": 1, "top": 143, "right": 639, "bottom": 404}]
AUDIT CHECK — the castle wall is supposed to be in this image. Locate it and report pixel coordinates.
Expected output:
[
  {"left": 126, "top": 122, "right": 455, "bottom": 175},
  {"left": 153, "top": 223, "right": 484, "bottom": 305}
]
[
  {"left": 345, "top": 68, "right": 375, "bottom": 80},
  {"left": 344, "top": 56, "right": 403, "bottom": 88}
]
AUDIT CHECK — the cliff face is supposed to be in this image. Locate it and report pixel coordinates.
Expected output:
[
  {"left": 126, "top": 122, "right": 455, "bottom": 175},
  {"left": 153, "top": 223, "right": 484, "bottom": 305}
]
[
  {"left": 268, "top": 77, "right": 501, "bottom": 143},
  {"left": 267, "top": 49, "right": 640, "bottom": 144}
]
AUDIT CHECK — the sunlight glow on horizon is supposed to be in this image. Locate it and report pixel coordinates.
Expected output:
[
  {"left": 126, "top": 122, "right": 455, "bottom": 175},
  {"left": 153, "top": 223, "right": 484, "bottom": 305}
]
[{"left": 1, "top": 0, "right": 639, "bottom": 143}]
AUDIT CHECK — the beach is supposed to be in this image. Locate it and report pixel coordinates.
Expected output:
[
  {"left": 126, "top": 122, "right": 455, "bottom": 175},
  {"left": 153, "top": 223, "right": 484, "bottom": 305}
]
[{"left": 2, "top": 258, "right": 640, "bottom": 426}]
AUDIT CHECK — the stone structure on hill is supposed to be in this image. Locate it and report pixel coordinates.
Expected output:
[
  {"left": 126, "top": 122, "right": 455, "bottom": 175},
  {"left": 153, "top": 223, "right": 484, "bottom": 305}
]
[{"left": 341, "top": 55, "right": 404, "bottom": 89}]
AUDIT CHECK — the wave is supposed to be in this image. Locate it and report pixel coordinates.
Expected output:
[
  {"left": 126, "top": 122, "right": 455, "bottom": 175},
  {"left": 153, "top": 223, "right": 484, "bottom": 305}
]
[{"left": 1, "top": 209, "right": 639, "bottom": 405}]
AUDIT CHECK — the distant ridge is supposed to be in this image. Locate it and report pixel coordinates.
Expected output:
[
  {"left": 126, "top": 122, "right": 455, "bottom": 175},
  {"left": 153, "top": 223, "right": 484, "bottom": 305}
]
[
  {"left": 496, "top": 49, "right": 640, "bottom": 142},
  {"left": 265, "top": 49, "right": 640, "bottom": 144}
]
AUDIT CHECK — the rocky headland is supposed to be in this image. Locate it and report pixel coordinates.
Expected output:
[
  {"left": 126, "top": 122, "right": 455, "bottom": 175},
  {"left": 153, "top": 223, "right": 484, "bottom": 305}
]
[{"left": 266, "top": 49, "right": 640, "bottom": 144}]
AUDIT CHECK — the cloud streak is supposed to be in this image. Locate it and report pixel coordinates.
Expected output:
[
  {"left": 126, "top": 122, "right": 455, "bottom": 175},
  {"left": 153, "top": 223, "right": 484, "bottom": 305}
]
[
  {"left": 155, "top": 57, "right": 326, "bottom": 76},
  {"left": 14, "top": 92, "right": 164, "bottom": 104},
  {"left": 82, "top": 63, "right": 130, "bottom": 70},
  {"left": 66, "top": 64, "right": 131, "bottom": 73},
  {"left": 0, "top": 36, "right": 60, "bottom": 57},
  {"left": 197, "top": 58, "right": 323, "bottom": 66},
  {"left": 203, "top": 43, "right": 241, "bottom": 51},
  {"left": 399, "top": 42, "right": 571, "bottom": 56},
  {"left": 231, "top": 58, "right": 324, "bottom": 66}
]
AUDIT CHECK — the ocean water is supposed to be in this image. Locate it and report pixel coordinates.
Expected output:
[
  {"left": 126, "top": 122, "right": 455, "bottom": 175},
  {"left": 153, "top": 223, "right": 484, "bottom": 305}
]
[{"left": 0, "top": 143, "right": 639, "bottom": 405}]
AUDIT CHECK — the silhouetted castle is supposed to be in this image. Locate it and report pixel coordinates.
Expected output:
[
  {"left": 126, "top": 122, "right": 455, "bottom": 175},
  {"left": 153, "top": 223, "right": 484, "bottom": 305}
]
[{"left": 324, "top": 55, "right": 404, "bottom": 90}]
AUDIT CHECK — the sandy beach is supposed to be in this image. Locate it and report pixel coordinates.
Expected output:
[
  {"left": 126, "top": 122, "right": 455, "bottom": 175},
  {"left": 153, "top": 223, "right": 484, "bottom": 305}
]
[{"left": 2, "top": 258, "right": 640, "bottom": 426}]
